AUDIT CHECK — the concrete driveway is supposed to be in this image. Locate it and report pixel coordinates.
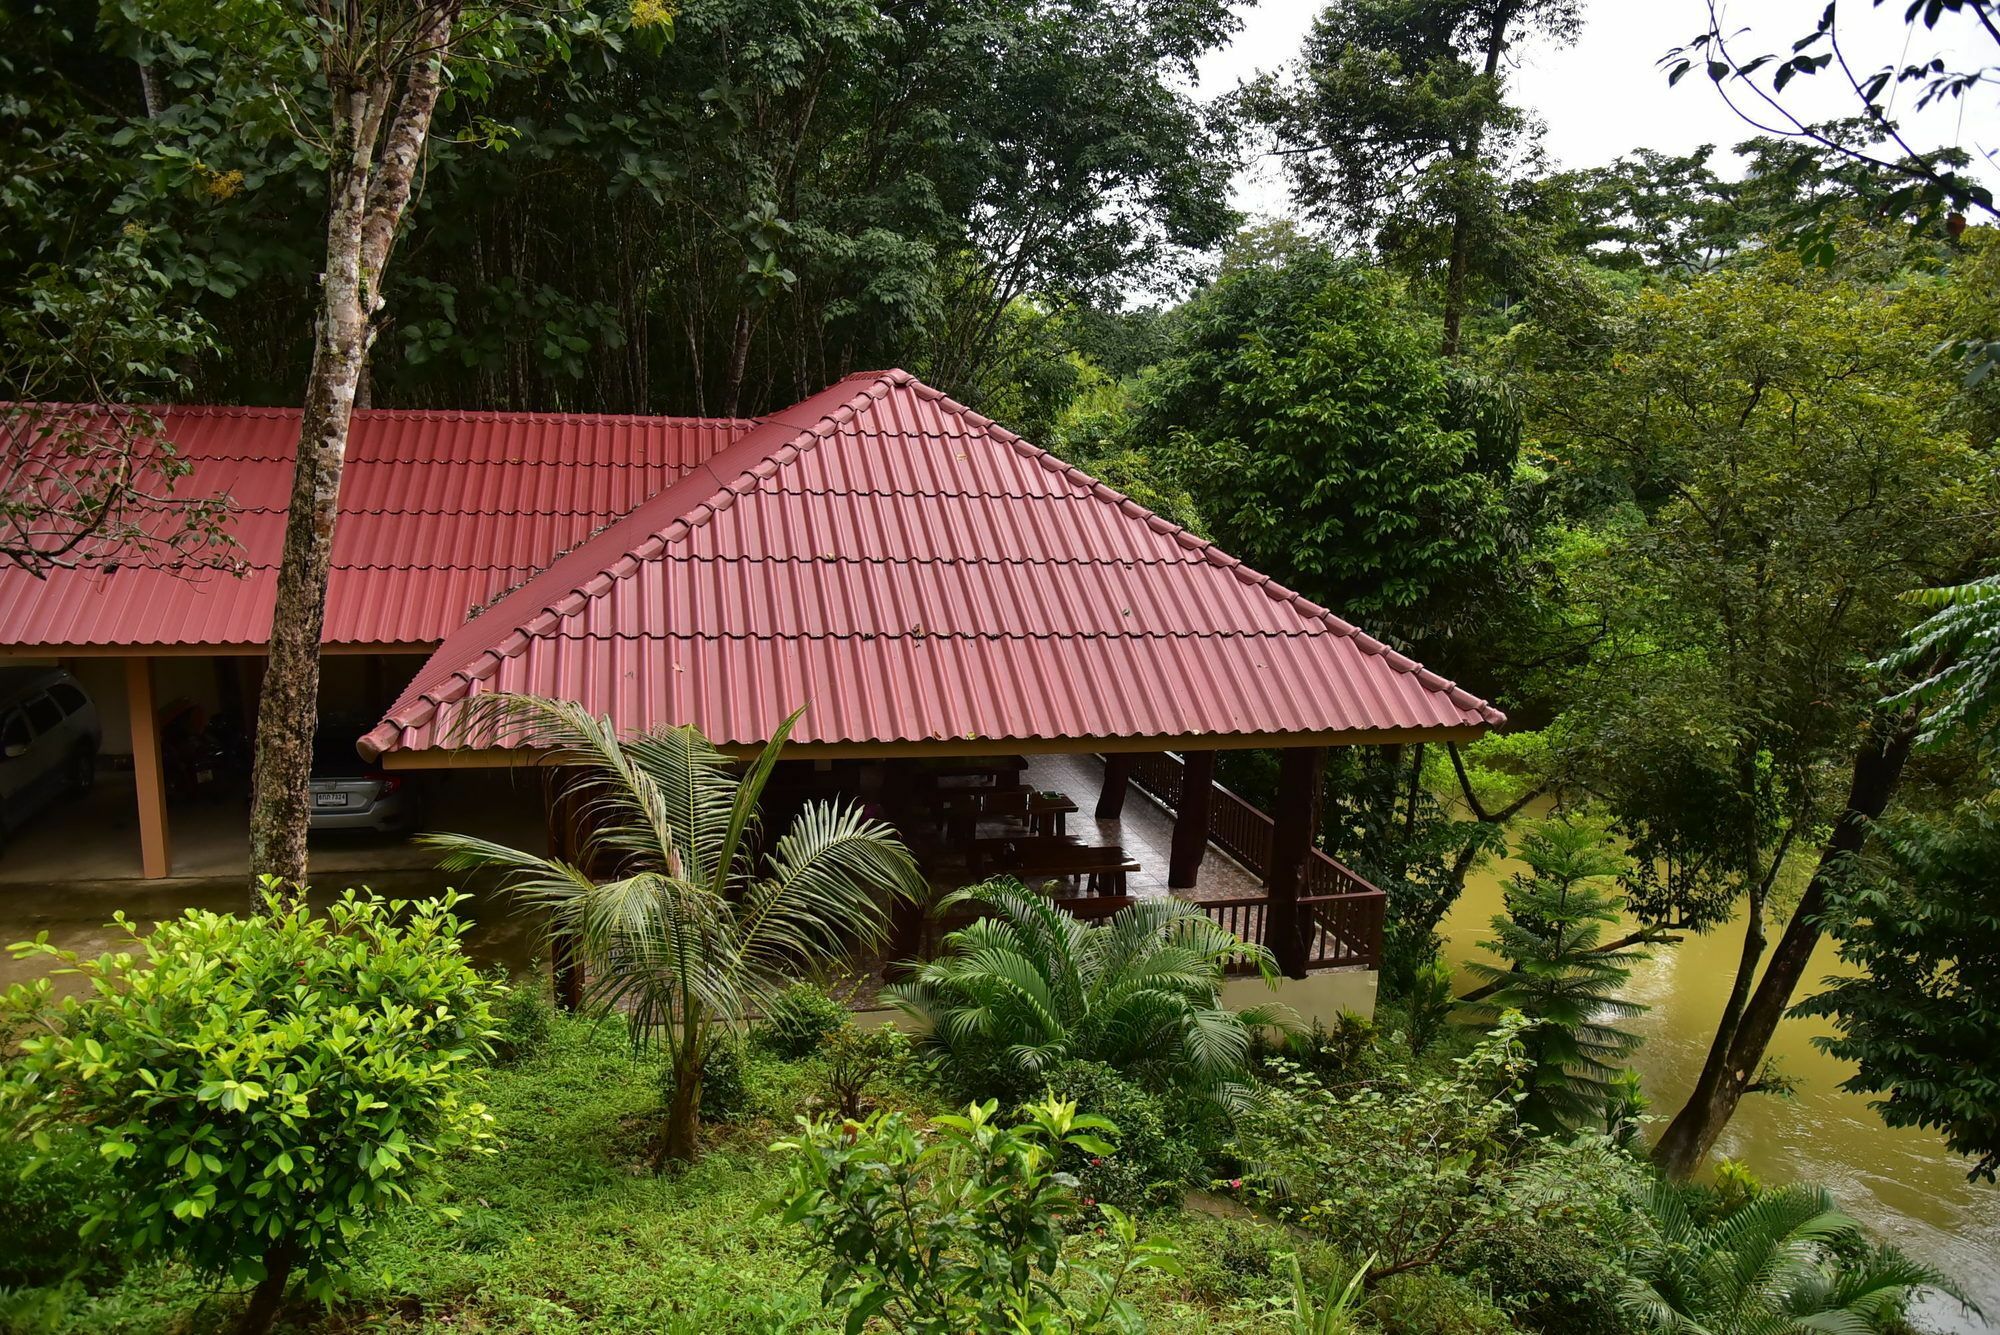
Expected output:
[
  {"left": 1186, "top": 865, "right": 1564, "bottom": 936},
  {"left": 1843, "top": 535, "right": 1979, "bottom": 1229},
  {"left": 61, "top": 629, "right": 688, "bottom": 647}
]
[{"left": 0, "top": 768, "right": 554, "bottom": 995}]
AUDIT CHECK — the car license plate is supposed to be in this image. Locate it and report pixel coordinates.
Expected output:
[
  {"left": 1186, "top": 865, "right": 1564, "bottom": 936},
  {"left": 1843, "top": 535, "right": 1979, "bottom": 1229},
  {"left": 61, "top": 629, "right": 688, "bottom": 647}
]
[
  {"left": 196, "top": 770, "right": 214, "bottom": 783},
  {"left": 313, "top": 792, "right": 347, "bottom": 807}
]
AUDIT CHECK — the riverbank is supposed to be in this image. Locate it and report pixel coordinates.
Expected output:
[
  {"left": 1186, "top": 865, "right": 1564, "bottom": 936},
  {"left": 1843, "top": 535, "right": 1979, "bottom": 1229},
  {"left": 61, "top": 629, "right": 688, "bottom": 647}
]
[{"left": 1439, "top": 844, "right": 2000, "bottom": 1334}]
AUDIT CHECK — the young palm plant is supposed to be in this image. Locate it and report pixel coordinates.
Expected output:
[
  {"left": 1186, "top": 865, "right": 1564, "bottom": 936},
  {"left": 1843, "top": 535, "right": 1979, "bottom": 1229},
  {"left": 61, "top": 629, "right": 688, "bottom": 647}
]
[
  {"left": 1621, "top": 1181, "right": 1968, "bottom": 1334},
  {"left": 424, "top": 694, "right": 924, "bottom": 1167},
  {"left": 884, "top": 878, "right": 1287, "bottom": 1103}
]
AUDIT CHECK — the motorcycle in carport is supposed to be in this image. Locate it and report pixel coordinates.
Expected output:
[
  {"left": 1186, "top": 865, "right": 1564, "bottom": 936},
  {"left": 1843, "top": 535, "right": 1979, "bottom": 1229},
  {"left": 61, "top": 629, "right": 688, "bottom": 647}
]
[{"left": 159, "top": 701, "right": 233, "bottom": 802}]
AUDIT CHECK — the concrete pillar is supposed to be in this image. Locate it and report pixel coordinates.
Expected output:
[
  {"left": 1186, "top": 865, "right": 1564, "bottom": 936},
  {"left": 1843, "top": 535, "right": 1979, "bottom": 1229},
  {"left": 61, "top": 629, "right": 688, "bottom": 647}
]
[
  {"left": 1167, "top": 749, "right": 1216, "bottom": 889},
  {"left": 1095, "top": 752, "right": 1134, "bottom": 820},
  {"left": 1265, "top": 745, "right": 1326, "bottom": 979},
  {"left": 125, "top": 656, "right": 171, "bottom": 879}
]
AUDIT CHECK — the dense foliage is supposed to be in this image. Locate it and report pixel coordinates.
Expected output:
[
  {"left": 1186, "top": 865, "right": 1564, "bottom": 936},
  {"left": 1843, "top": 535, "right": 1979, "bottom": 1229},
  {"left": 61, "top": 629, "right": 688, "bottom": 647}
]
[
  {"left": 0, "top": 886, "right": 500, "bottom": 1333},
  {"left": 1798, "top": 796, "right": 2000, "bottom": 1183},
  {"left": 1234, "top": 1015, "right": 1646, "bottom": 1285},
  {"left": 1135, "top": 247, "right": 1526, "bottom": 650},
  {"left": 776, "top": 1097, "right": 1179, "bottom": 1333},
  {"left": 1, "top": 0, "right": 1241, "bottom": 421}
]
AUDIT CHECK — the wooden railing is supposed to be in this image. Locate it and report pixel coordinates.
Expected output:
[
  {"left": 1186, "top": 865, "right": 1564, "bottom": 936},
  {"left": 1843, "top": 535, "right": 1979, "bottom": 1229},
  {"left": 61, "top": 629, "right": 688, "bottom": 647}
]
[
  {"left": 1190, "top": 891, "right": 1385, "bottom": 974},
  {"left": 1122, "top": 750, "right": 1385, "bottom": 971}
]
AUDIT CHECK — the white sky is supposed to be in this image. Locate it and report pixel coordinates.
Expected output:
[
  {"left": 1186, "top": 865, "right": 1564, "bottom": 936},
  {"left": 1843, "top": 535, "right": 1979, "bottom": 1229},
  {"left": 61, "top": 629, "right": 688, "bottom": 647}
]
[{"left": 1198, "top": 0, "right": 2000, "bottom": 219}]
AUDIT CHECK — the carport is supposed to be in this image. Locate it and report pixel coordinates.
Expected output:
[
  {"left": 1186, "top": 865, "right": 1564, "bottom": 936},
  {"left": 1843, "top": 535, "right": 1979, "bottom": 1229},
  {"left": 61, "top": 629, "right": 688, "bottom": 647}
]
[{"left": 0, "top": 403, "right": 752, "bottom": 878}]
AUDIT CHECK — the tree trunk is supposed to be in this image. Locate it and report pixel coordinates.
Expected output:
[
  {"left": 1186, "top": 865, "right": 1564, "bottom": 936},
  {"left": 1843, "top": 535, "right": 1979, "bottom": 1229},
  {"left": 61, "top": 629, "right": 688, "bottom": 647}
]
[
  {"left": 246, "top": 18, "right": 453, "bottom": 887},
  {"left": 138, "top": 63, "right": 165, "bottom": 118},
  {"left": 655, "top": 1043, "right": 704, "bottom": 1171},
  {"left": 1440, "top": 4, "right": 1518, "bottom": 358},
  {"left": 722, "top": 308, "right": 753, "bottom": 418},
  {"left": 236, "top": 1239, "right": 297, "bottom": 1335},
  {"left": 1651, "top": 886, "right": 1768, "bottom": 1179},
  {"left": 1652, "top": 720, "right": 1916, "bottom": 1177}
]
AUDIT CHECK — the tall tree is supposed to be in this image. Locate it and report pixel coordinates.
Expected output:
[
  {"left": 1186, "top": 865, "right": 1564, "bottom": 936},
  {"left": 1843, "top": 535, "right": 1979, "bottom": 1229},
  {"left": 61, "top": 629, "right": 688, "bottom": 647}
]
[
  {"left": 241, "top": 0, "right": 474, "bottom": 881},
  {"left": 1133, "top": 243, "right": 1527, "bottom": 651},
  {"left": 1244, "top": 0, "right": 1581, "bottom": 355},
  {"left": 1512, "top": 251, "right": 2000, "bottom": 1176},
  {"left": 1132, "top": 240, "right": 1537, "bottom": 985}
]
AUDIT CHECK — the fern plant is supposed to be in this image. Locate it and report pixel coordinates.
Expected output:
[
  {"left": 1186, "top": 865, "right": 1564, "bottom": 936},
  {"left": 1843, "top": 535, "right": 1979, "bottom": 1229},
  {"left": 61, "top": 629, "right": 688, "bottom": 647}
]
[
  {"left": 1876, "top": 572, "right": 2000, "bottom": 751},
  {"left": 1621, "top": 1182, "right": 1968, "bottom": 1334},
  {"left": 425, "top": 695, "right": 924, "bottom": 1167},
  {"left": 884, "top": 878, "right": 1286, "bottom": 1103}
]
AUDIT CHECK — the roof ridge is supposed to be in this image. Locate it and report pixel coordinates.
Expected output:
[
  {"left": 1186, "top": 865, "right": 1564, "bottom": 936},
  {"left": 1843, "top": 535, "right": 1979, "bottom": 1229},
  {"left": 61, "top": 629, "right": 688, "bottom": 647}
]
[
  {"left": 7, "top": 400, "right": 760, "bottom": 427},
  {"left": 904, "top": 381, "right": 1506, "bottom": 728},
  {"left": 360, "top": 372, "right": 906, "bottom": 757}
]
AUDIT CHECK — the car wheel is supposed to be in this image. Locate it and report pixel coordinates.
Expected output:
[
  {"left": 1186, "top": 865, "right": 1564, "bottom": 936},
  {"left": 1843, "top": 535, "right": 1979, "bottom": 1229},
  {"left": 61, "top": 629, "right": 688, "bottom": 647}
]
[{"left": 69, "top": 744, "right": 95, "bottom": 796}]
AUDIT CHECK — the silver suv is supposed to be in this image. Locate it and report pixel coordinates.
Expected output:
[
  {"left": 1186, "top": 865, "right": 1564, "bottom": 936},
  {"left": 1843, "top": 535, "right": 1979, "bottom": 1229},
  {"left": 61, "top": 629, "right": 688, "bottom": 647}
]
[{"left": 0, "top": 667, "right": 101, "bottom": 838}]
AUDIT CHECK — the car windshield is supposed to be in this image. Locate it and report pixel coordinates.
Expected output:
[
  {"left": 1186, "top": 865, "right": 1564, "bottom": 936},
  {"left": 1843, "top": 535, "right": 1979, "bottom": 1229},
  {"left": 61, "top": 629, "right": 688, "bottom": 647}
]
[{"left": 310, "top": 728, "right": 374, "bottom": 779}]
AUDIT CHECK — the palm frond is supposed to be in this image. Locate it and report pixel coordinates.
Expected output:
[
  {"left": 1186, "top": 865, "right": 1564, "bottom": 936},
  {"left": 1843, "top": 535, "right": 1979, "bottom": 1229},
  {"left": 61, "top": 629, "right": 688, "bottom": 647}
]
[{"left": 733, "top": 798, "right": 921, "bottom": 982}]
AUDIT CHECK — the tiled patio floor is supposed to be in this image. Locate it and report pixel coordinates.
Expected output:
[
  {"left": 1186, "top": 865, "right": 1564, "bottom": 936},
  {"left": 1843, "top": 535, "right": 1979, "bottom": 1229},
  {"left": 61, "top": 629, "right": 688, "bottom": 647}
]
[{"left": 1020, "top": 753, "right": 1266, "bottom": 903}]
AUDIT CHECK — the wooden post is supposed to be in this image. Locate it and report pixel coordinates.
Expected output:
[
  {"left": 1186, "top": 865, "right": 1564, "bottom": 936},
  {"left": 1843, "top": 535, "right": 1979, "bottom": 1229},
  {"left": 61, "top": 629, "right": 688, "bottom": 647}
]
[
  {"left": 125, "top": 656, "right": 171, "bottom": 879},
  {"left": 543, "top": 767, "right": 586, "bottom": 1013},
  {"left": 1265, "top": 746, "right": 1326, "bottom": 979},
  {"left": 1095, "top": 752, "right": 1134, "bottom": 820},
  {"left": 1167, "top": 750, "right": 1216, "bottom": 889}
]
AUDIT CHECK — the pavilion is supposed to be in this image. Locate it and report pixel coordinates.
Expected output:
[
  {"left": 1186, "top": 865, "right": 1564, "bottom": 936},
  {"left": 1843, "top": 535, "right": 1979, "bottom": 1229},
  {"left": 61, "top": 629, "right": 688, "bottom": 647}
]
[{"left": 0, "top": 369, "right": 1503, "bottom": 993}]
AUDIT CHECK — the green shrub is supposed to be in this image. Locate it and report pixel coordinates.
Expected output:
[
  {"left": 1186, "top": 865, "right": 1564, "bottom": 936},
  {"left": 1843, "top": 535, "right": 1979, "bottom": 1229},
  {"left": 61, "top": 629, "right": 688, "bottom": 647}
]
[
  {"left": 0, "top": 884, "right": 499, "bottom": 1335},
  {"left": 1370, "top": 1270, "right": 1513, "bottom": 1335},
  {"left": 774, "top": 1097, "right": 1180, "bottom": 1333},
  {"left": 757, "top": 982, "right": 850, "bottom": 1059},
  {"left": 490, "top": 972, "right": 555, "bottom": 1064},
  {"left": 0, "top": 1123, "right": 111, "bottom": 1287},
  {"left": 1158, "top": 1216, "right": 1296, "bottom": 1306},
  {"left": 822, "top": 1023, "right": 907, "bottom": 1118},
  {"left": 1402, "top": 958, "right": 1455, "bottom": 1057},
  {"left": 695, "top": 1031, "right": 750, "bottom": 1124},
  {"left": 1234, "top": 1015, "right": 1647, "bottom": 1281},
  {"left": 1450, "top": 1222, "right": 1632, "bottom": 1335},
  {"left": 1041, "top": 1059, "right": 1204, "bottom": 1214},
  {"left": 1265, "top": 1011, "right": 1383, "bottom": 1085}
]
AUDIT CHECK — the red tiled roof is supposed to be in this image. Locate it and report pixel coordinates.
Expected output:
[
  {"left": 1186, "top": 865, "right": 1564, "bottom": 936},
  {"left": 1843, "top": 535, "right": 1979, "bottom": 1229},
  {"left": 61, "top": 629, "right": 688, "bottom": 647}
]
[
  {"left": 0, "top": 406, "right": 753, "bottom": 647},
  {"left": 361, "top": 370, "right": 1503, "bottom": 758}
]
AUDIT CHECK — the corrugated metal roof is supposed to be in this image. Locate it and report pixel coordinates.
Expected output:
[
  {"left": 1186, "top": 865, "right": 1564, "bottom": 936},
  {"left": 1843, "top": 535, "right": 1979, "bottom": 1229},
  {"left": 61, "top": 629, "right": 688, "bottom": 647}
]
[
  {"left": 0, "top": 406, "right": 754, "bottom": 647},
  {"left": 363, "top": 370, "right": 1503, "bottom": 757}
]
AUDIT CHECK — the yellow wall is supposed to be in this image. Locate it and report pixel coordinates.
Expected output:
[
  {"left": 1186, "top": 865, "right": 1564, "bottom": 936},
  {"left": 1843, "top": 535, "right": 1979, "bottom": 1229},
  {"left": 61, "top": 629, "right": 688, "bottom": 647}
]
[
  {"left": 853, "top": 968, "right": 1379, "bottom": 1036},
  {"left": 1223, "top": 968, "right": 1378, "bottom": 1028}
]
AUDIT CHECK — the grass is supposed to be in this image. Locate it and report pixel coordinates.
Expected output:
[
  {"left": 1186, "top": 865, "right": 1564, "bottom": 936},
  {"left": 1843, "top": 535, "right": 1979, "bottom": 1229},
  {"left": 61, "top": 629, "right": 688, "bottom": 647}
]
[{"left": 1, "top": 1014, "right": 1328, "bottom": 1334}]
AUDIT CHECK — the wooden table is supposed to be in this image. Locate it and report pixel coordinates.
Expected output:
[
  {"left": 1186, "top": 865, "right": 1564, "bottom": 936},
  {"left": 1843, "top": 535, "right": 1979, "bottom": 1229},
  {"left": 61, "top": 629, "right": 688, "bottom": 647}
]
[
  {"left": 1027, "top": 792, "right": 1077, "bottom": 836},
  {"left": 1011, "top": 844, "right": 1139, "bottom": 897}
]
